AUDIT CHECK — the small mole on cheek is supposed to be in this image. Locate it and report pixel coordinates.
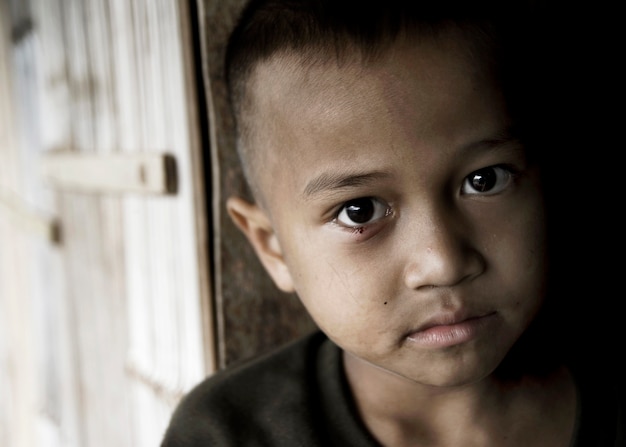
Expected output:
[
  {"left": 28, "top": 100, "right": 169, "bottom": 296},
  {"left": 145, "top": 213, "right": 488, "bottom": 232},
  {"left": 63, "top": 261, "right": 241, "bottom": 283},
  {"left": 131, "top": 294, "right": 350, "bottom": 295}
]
[{"left": 384, "top": 301, "right": 387, "bottom": 305}]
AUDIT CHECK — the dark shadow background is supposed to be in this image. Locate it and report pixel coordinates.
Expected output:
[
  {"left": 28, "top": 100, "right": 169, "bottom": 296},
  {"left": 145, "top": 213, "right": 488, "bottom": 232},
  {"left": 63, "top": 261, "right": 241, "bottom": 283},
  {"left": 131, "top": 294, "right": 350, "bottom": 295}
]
[{"left": 538, "top": 2, "right": 624, "bottom": 378}]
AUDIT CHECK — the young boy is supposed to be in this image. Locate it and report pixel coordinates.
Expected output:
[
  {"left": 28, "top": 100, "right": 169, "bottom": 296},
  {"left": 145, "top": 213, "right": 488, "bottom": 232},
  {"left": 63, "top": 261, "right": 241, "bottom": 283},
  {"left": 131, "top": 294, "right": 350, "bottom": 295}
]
[{"left": 162, "top": 1, "right": 625, "bottom": 445}]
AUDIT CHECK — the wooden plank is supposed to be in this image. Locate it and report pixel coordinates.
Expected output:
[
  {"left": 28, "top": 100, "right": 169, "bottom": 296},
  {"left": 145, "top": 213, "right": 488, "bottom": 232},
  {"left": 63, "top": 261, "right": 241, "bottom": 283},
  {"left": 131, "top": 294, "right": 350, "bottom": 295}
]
[
  {"left": 39, "top": 151, "right": 177, "bottom": 195},
  {"left": 0, "top": 4, "right": 40, "bottom": 447}
]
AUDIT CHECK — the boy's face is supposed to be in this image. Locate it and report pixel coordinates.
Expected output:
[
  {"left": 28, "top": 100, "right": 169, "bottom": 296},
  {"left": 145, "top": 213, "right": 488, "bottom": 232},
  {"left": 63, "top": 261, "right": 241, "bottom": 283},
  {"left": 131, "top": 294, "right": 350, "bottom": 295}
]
[{"left": 232, "top": 34, "right": 547, "bottom": 387}]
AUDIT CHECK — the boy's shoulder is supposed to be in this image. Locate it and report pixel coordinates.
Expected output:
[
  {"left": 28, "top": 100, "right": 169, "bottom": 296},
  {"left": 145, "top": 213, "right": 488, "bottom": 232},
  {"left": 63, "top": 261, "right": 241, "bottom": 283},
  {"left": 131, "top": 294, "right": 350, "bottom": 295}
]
[{"left": 160, "top": 330, "right": 376, "bottom": 447}]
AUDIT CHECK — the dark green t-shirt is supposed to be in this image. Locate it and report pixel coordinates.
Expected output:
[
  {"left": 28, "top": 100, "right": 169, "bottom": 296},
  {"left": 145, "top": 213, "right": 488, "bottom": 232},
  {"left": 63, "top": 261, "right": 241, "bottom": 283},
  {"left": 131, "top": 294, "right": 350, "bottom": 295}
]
[{"left": 161, "top": 330, "right": 625, "bottom": 446}]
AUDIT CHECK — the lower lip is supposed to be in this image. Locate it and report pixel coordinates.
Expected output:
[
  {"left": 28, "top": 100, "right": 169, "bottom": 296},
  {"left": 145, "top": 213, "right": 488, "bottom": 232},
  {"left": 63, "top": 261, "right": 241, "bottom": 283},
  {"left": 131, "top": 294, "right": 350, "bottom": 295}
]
[{"left": 406, "top": 314, "right": 496, "bottom": 349}]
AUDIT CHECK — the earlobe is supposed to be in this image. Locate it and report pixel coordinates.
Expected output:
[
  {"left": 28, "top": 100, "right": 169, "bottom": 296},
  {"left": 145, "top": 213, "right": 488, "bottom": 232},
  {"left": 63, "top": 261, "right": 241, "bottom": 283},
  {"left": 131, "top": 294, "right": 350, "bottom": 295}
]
[{"left": 226, "top": 196, "right": 295, "bottom": 293}]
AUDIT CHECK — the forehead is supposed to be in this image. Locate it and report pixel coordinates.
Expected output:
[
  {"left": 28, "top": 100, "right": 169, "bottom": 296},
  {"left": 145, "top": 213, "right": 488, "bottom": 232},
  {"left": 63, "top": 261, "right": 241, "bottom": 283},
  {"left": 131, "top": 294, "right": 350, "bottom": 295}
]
[
  {"left": 245, "top": 33, "right": 501, "bottom": 209},
  {"left": 249, "top": 31, "right": 477, "bottom": 111}
]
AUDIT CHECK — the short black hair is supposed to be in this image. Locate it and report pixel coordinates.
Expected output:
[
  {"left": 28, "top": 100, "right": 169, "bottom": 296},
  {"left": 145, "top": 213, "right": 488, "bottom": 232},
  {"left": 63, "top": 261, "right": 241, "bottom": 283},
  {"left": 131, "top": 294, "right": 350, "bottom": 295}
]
[{"left": 225, "top": 0, "right": 543, "bottom": 200}]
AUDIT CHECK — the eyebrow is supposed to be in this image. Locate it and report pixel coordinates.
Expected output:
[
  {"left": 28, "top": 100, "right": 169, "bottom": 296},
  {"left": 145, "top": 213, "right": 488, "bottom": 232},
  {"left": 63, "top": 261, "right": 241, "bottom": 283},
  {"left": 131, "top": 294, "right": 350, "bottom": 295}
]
[
  {"left": 471, "top": 123, "right": 525, "bottom": 148},
  {"left": 468, "top": 135, "right": 523, "bottom": 151},
  {"left": 302, "top": 170, "right": 392, "bottom": 198},
  {"left": 301, "top": 133, "right": 523, "bottom": 199}
]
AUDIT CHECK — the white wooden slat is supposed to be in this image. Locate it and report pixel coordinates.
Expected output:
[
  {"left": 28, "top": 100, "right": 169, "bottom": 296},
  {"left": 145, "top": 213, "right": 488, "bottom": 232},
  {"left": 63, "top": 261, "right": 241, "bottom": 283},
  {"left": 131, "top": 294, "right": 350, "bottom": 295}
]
[
  {"left": 29, "top": 0, "right": 82, "bottom": 445},
  {"left": 30, "top": 81, "right": 75, "bottom": 447},
  {"left": 0, "top": 227, "right": 38, "bottom": 447},
  {"left": 0, "top": 13, "right": 41, "bottom": 436},
  {"left": 83, "top": 0, "right": 117, "bottom": 154},
  {"left": 39, "top": 151, "right": 177, "bottom": 195},
  {"left": 51, "top": 1, "right": 133, "bottom": 446},
  {"left": 63, "top": 0, "right": 95, "bottom": 153},
  {"left": 114, "top": 0, "right": 209, "bottom": 440},
  {"left": 152, "top": 0, "right": 177, "bottom": 399},
  {"left": 165, "top": 0, "right": 208, "bottom": 390},
  {"left": 108, "top": 0, "right": 153, "bottom": 407},
  {"left": 1, "top": 2, "right": 71, "bottom": 446},
  {"left": 124, "top": 6, "right": 167, "bottom": 443},
  {"left": 33, "top": 0, "right": 71, "bottom": 154},
  {"left": 133, "top": 3, "right": 184, "bottom": 443}
]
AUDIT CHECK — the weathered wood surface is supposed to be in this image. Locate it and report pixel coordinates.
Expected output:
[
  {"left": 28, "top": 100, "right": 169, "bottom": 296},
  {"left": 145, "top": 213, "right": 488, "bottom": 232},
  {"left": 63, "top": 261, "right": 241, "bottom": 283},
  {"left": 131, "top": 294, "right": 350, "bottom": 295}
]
[{"left": 0, "top": 0, "right": 212, "bottom": 446}]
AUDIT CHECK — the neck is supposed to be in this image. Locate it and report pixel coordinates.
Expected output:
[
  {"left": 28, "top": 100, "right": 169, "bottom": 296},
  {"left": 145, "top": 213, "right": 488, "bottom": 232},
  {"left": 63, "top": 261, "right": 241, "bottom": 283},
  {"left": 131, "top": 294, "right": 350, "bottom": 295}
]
[{"left": 342, "top": 351, "right": 576, "bottom": 447}]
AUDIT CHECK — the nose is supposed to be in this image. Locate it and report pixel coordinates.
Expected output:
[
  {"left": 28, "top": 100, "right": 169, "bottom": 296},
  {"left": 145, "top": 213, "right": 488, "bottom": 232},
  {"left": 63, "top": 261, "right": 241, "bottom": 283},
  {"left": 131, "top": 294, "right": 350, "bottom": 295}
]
[{"left": 402, "top": 204, "right": 485, "bottom": 290}]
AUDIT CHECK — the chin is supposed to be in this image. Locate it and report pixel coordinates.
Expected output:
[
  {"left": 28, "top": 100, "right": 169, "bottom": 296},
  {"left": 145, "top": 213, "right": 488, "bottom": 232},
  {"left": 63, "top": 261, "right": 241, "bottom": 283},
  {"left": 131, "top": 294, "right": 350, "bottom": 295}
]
[{"left": 397, "top": 352, "right": 505, "bottom": 388}]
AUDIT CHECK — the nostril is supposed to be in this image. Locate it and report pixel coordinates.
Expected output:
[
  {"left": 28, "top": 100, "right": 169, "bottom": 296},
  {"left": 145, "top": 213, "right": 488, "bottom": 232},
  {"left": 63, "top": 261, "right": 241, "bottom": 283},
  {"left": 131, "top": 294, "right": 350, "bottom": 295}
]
[{"left": 403, "top": 247, "right": 485, "bottom": 290}]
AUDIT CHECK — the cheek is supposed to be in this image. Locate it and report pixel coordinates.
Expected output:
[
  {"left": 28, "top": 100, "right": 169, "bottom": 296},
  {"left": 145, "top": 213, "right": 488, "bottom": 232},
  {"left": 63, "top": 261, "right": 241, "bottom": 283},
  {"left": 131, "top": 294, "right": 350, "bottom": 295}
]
[
  {"left": 484, "top": 194, "right": 547, "bottom": 266},
  {"left": 286, "top": 242, "right": 394, "bottom": 335},
  {"left": 492, "top": 210, "right": 548, "bottom": 309},
  {"left": 516, "top": 209, "right": 548, "bottom": 276}
]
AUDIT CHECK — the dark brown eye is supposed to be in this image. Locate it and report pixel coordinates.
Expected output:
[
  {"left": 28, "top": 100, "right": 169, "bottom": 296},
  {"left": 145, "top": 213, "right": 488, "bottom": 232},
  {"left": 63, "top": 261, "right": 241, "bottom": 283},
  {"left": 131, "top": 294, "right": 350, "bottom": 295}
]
[
  {"left": 336, "top": 197, "right": 389, "bottom": 228},
  {"left": 345, "top": 198, "right": 375, "bottom": 224},
  {"left": 462, "top": 166, "right": 514, "bottom": 195},
  {"left": 469, "top": 168, "right": 497, "bottom": 192}
]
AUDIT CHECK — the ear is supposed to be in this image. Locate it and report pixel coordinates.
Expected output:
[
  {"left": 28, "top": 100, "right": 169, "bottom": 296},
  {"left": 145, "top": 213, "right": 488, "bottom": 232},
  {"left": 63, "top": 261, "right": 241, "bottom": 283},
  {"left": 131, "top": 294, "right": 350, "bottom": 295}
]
[{"left": 226, "top": 196, "right": 295, "bottom": 293}]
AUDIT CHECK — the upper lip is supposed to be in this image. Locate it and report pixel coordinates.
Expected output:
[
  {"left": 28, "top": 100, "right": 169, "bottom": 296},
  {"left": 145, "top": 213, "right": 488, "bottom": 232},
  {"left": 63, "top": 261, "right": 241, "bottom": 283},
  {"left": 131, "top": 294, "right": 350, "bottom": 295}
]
[{"left": 412, "top": 310, "right": 494, "bottom": 333}]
